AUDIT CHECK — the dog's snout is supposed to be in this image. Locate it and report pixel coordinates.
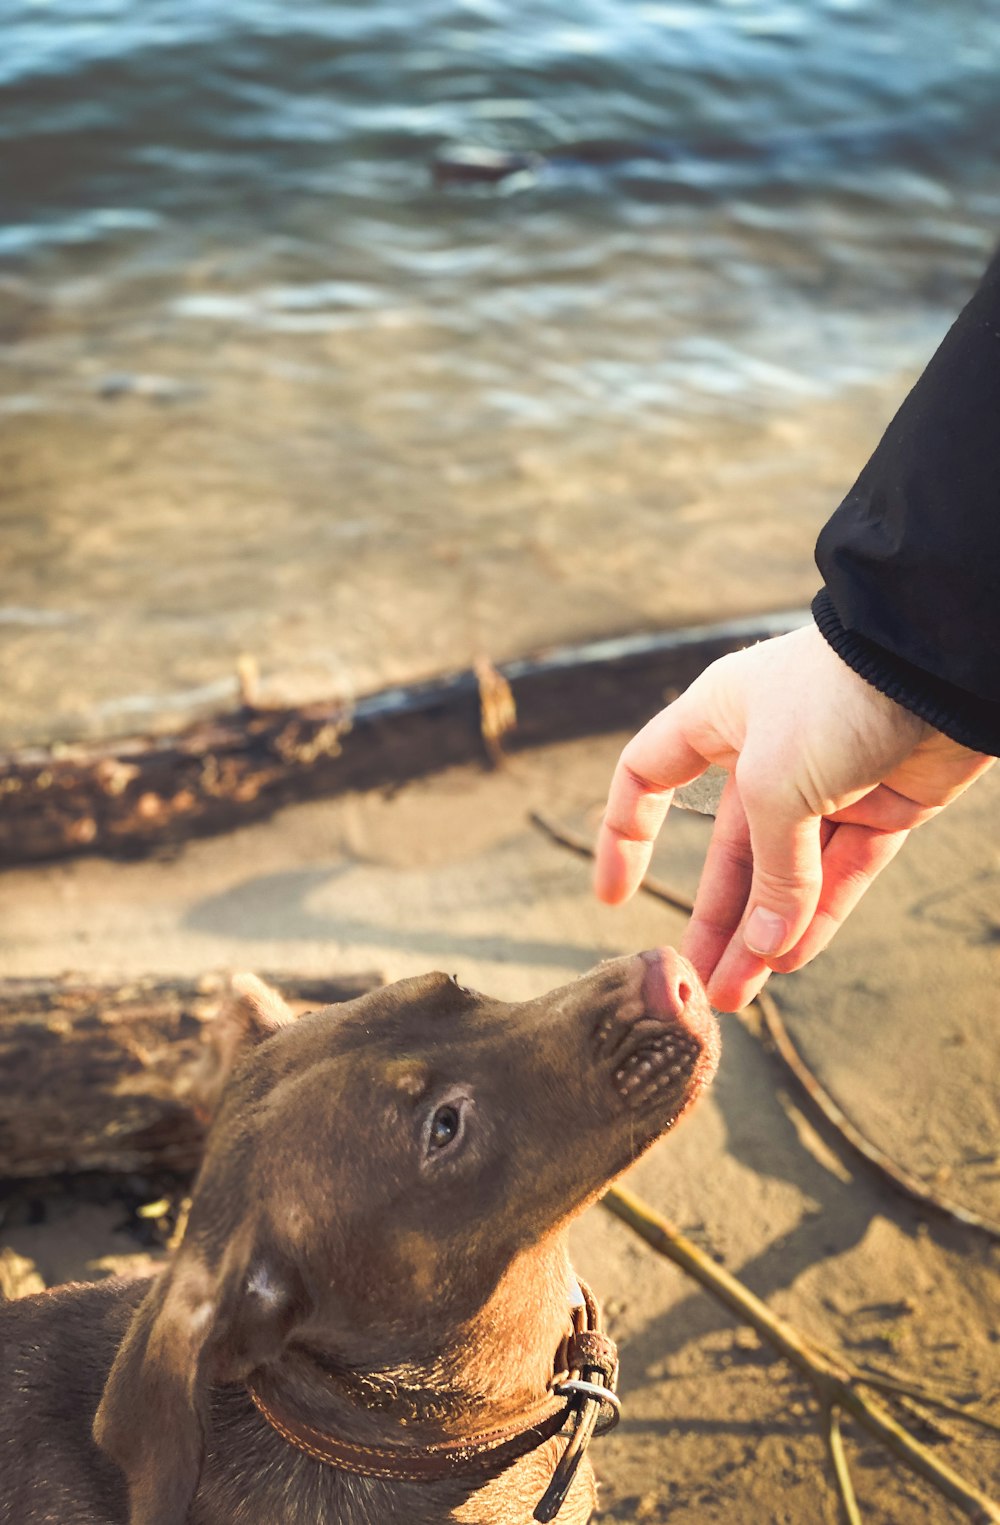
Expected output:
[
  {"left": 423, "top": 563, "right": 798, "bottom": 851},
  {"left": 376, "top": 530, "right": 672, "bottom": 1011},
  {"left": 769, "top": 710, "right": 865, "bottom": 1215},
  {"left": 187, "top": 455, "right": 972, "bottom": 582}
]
[{"left": 587, "top": 948, "right": 719, "bottom": 1117}]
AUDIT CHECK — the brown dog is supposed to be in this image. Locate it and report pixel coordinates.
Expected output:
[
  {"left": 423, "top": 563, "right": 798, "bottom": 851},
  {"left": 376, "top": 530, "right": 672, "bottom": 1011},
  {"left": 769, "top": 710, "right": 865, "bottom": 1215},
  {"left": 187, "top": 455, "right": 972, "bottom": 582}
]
[{"left": 0, "top": 948, "right": 718, "bottom": 1525}]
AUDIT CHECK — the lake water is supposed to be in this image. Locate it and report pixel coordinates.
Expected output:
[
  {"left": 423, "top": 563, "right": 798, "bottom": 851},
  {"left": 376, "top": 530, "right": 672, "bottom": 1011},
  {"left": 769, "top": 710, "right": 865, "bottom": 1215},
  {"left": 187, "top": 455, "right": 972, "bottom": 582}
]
[{"left": 2, "top": 0, "right": 999, "bottom": 745}]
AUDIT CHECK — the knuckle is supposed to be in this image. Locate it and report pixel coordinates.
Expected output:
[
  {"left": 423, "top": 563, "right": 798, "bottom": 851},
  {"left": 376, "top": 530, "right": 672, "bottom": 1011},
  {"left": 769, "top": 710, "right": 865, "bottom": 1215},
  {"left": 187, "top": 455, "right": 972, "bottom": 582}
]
[
  {"left": 839, "top": 859, "right": 876, "bottom": 896},
  {"left": 617, "top": 757, "right": 655, "bottom": 794},
  {"left": 755, "top": 860, "right": 813, "bottom": 890},
  {"left": 702, "top": 649, "right": 744, "bottom": 686},
  {"left": 749, "top": 866, "right": 823, "bottom": 920},
  {"left": 735, "top": 762, "right": 802, "bottom": 817},
  {"left": 614, "top": 743, "right": 657, "bottom": 795},
  {"left": 602, "top": 818, "right": 650, "bottom": 847},
  {"left": 716, "top": 835, "right": 754, "bottom": 878},
  {"left": 732, "top": 754, "right": 772, "bottom": 806}
]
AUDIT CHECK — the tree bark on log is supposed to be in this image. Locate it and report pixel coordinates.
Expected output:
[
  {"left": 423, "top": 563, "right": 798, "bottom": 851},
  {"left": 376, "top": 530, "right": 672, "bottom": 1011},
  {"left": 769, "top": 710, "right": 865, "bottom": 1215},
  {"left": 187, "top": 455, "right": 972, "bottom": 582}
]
[
  {"left": 0, "top": 611, "right": 806, "bottom": 867},
  {"left": 0, "top": 972, "right": 382, "bottom": 1179}
]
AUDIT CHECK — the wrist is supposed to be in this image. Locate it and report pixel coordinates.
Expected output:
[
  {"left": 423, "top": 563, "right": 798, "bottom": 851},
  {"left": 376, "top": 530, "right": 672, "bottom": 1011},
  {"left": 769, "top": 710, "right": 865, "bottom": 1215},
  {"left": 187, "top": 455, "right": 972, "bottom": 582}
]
[{"left": 812, "top": 589, "right": 1000, "bottom": 757}]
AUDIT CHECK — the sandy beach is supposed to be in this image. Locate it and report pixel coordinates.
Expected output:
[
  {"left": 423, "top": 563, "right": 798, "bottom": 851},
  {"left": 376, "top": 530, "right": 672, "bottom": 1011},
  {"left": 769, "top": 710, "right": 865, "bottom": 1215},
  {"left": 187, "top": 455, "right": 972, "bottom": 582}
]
[
  {"left": 4, "top": 4, "right": 1000, "bottom": 1517},
  {"left": 2, "top": 724, "right": 997, "bottom": 1523}
]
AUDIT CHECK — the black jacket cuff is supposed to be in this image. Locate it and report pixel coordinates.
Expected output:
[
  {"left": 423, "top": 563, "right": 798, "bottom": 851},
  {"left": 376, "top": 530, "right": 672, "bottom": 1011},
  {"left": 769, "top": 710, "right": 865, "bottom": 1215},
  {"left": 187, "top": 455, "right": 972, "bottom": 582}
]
[{"left": 812, "top": 589, "right": 1000, "bottom": 756}]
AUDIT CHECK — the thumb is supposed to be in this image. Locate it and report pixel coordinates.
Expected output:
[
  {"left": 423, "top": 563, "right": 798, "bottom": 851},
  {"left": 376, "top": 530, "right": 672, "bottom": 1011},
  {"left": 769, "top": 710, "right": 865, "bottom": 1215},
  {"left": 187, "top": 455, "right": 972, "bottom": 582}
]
[{"left": 737, "top": 773, "right": 824, "bottom": 960}]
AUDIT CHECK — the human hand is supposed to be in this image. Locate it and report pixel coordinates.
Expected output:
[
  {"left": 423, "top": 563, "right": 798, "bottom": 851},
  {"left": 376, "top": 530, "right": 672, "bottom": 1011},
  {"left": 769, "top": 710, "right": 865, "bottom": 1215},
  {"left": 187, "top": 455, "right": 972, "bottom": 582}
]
[{"left": 594, "top": 624, "right": 994, "bottom": 1011}]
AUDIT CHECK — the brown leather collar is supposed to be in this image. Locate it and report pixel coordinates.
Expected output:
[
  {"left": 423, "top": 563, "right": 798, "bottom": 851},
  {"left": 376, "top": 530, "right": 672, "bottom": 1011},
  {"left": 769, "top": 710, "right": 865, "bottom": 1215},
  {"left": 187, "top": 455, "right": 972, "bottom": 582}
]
[{"left": 246, "top": 1278, "right": 620, "bottom": 1523}]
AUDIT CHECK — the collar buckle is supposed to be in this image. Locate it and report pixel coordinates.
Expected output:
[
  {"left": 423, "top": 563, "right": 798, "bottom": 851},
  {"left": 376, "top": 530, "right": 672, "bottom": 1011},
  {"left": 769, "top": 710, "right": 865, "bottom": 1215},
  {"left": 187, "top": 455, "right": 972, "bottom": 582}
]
[{"left": 533, "top": 1312, "right": 621, "bottom": 1523}]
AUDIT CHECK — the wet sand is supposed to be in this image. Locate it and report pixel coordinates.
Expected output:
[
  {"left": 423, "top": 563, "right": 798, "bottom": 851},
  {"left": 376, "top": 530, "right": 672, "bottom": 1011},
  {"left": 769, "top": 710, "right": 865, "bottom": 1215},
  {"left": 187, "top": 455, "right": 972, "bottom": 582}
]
[
  {"left": 1, "top": 727, "right": 997, "bottom": 1522},
  {"left": 0, "top": 363, "right": 908, "bottom": 749}
]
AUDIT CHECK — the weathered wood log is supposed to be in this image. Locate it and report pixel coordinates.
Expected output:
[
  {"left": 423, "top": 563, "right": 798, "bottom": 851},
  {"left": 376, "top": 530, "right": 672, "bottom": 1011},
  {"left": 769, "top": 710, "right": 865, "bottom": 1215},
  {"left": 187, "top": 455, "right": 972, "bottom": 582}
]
[
  {"left": 0, "top": 611, "right": 806, "bottom": 867},
  {"left": 0, "top": 971, "right": 382, "bottom": 1179}
]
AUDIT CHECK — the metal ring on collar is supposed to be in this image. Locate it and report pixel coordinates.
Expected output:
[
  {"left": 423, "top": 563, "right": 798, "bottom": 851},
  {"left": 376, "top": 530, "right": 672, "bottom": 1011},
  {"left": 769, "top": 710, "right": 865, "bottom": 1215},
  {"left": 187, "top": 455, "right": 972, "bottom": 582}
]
[{"left": 553, "top": 1379, "right": 622, "bottom": 1434}]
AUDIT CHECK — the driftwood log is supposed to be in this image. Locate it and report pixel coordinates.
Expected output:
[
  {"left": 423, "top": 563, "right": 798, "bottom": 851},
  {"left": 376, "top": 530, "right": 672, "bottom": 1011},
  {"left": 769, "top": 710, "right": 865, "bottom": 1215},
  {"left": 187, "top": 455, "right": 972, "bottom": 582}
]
[
  {"left": 0, "top": 611, "right": 806, "bottom": 867},
  {"left": 0, "top": 971, "right": 381, "bottom": 1178}
]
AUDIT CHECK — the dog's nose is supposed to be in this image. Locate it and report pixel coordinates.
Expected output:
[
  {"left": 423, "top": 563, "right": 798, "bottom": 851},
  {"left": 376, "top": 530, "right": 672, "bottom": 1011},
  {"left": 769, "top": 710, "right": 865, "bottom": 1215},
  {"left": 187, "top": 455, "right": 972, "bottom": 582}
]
[
  {"left": 638, "top": 947, "right": 714, "bottom": 1045},
  {"left": 639, "top": 946, "right": 692, "bottom": 1016}
]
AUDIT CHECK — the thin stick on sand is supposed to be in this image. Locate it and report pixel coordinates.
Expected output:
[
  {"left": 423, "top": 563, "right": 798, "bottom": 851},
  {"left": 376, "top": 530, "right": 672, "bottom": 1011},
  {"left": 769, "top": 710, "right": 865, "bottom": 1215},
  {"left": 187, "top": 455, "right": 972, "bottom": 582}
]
[{"left": 603, "top": 1187, "right": 1000, "bottom": 1524}]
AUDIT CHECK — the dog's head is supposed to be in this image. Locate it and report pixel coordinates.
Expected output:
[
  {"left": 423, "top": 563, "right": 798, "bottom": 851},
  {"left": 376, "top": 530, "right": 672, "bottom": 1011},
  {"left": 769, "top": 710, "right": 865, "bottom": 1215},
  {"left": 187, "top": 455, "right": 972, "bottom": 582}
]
[{"left": 95, "top": 951, "right": 717, "bottom": 1524}]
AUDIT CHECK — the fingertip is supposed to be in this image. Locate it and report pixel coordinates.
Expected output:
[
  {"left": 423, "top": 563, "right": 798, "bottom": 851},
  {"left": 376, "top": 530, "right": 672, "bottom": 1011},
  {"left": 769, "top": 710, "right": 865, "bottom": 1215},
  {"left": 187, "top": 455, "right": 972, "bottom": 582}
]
[
  {"left": 705, "top": 968, "right": 771, "bottom": 1013},
  {"left": 679, "top": 919, "right": 724, "bottom": 991},
  {"left": 592, "top": 850, "right": 632, "bottom": 905},
  {"left": 592, "top": 866, "right": 633, "bottom": 906},
  {"left": 593, "top": 832, "right": 652, "bottom": 905},
  {"left": 704, "top": 942, "right": 772, "bottom": 1012}
]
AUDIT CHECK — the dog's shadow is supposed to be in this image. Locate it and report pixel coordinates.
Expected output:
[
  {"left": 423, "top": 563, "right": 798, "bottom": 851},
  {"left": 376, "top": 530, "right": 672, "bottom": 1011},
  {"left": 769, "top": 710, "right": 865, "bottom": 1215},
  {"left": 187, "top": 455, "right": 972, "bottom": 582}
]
[{"left": 183, "top": 865, "right": 625, "bottom": 972}]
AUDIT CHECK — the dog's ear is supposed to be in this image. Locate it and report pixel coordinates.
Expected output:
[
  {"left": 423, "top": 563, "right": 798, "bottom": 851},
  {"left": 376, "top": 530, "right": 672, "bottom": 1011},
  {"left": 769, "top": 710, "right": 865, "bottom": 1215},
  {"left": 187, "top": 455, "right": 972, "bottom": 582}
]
[
  {"left": 189, "top": 973, "right": 296, "bottom": 1121},
  {"left": 228, "top": 972, "right": 297, "bottom": 1038},
  {"left": 94, "top": 1226, "right": 309, "bottom": 1525}
]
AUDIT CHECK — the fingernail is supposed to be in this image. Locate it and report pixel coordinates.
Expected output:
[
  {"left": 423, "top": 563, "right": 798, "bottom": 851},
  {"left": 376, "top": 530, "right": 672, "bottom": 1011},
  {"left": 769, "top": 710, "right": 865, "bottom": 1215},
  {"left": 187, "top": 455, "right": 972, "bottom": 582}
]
[{"left": 744, "top": 907, "right": 787, "bottom": 957}]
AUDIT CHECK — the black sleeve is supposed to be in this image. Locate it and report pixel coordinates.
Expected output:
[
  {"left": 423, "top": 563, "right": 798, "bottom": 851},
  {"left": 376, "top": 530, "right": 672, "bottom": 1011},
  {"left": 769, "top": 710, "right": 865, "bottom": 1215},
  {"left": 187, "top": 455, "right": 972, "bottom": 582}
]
[{"left": 813, "top": 245, "right": 1000, "bottom": 756}]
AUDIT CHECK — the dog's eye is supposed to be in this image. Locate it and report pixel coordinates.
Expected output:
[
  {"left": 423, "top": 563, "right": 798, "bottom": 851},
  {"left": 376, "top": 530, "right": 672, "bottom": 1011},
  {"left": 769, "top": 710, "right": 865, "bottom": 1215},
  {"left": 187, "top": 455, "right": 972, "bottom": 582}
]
[
  {"left": 429, "top": 1104, "right": 461, "bottom": 1149},
  {"left": 421, "top": 1095, "right": 472, "bottom": 1165}
]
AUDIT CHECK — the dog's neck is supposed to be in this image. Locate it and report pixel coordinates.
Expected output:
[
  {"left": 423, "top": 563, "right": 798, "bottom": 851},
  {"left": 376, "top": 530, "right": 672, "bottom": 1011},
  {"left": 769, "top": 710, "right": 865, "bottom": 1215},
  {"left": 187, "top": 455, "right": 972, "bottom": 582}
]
[{"left": 249, "top": 1239, "right": 577, "bottom": 1448}]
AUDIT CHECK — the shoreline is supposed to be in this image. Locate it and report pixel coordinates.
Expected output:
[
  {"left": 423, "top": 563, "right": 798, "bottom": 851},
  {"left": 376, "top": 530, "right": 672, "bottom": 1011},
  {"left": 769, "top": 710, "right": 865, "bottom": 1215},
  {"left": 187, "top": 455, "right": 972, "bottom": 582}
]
[{"left": 0, "top": 365, "right": 909, "bottom": 754}]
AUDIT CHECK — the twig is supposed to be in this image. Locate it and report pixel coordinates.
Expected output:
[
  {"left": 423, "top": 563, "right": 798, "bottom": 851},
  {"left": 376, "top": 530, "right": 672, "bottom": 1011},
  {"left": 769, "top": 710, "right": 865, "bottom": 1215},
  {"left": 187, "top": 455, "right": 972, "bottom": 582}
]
[
  {"left": 603, "top": 1186, "right": 1000, "bottom": 1524},
  {"left": 526, "top": 809, "right": 1000, "bottom": 1240},
  {"left": 475, "top": 657, "right": 517, "bottom": 768},
  {"left": 849, "top": 1367, "right": 1000, "bottom": 1438},
  {"left": 528, "top": 811, "right": 693, "bottom": 915},
  {"left": 886, "top": 1393, "right": 967, "bottom": 1449},
  {"left": 825, "top": 1403, "right": 863, "bottom": 1525}
]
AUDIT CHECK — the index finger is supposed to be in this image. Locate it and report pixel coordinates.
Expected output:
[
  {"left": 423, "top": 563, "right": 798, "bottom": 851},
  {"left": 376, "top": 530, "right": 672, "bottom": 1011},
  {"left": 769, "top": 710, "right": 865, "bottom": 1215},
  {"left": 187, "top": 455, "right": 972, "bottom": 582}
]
[{"left": 593, "top": 708, "right": 710, "bottom": 905}]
